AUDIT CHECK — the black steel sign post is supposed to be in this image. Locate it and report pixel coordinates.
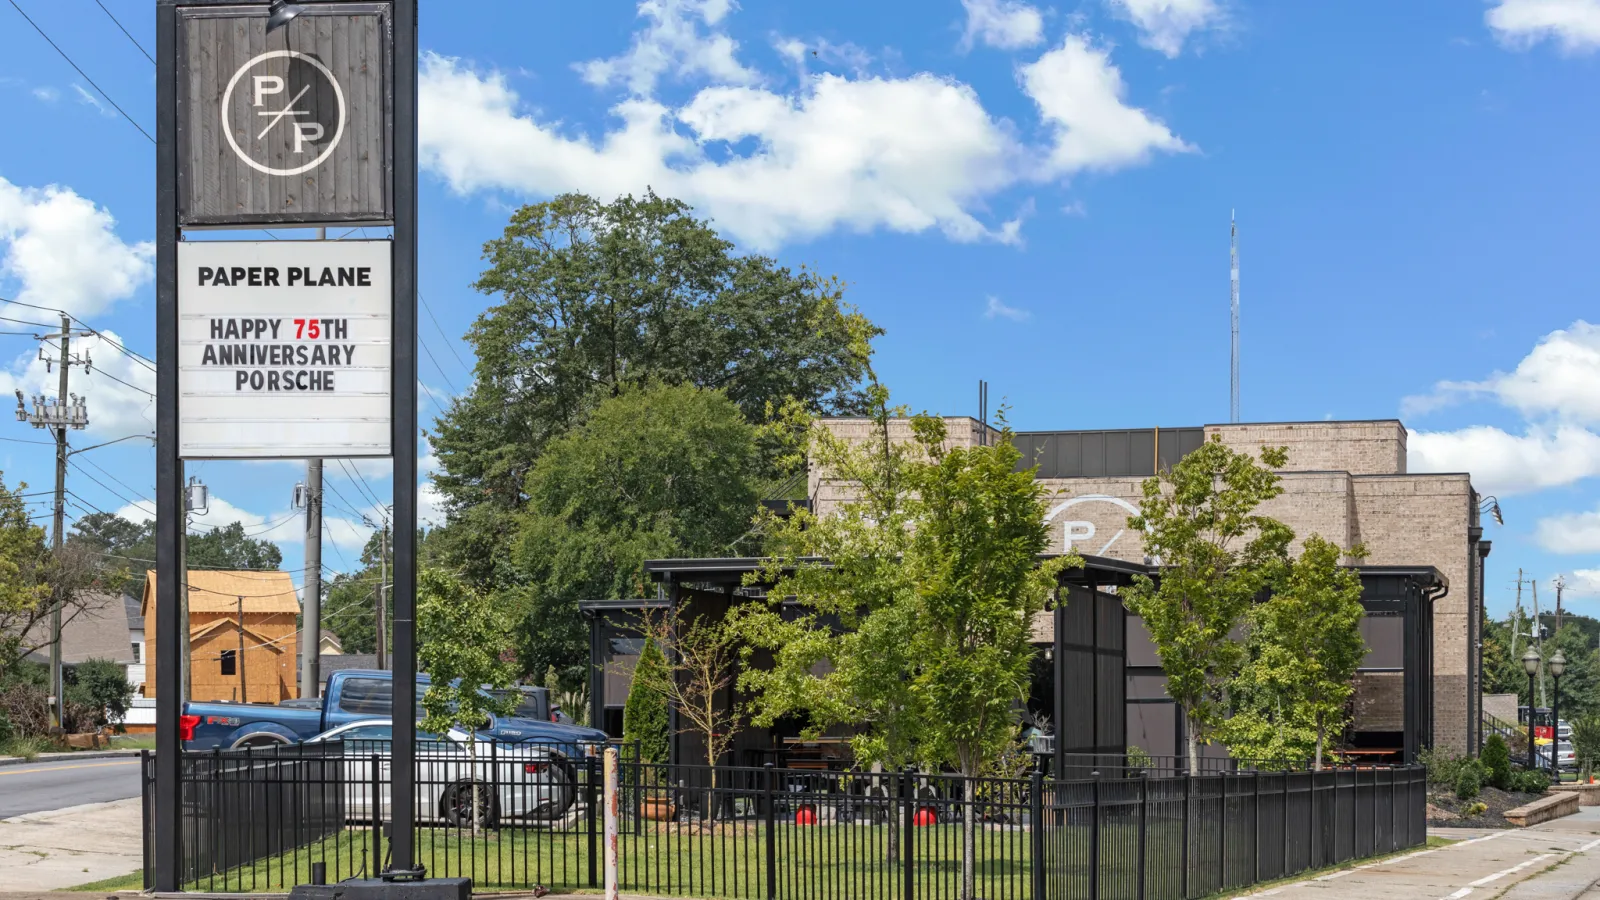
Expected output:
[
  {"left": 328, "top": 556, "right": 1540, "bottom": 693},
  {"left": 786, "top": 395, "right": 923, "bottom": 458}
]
[{"left": 153, "top": 0, "right": 419, "bottom": 890}]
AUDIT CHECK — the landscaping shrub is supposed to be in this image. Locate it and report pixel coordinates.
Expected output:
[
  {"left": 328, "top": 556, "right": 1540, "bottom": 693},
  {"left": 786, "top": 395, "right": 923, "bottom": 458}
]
[
  {"left": 623, "top": 635, "right": 670, "bottom": 765},
  {"left": 1455, "top": 764, "right": 1482, "bottom": 800},
  {"left": 1509, "top": 769, "right": 1551, "bottom": 794},
  {"left": 1482, "top": 734, "right": 1511, "bottom": 790},
  {"left": 1463, "top": 801, "right": 1488, "bottom": 817},
  {"left": 63, "top": 658, "right": 132, "bottom": 732}
]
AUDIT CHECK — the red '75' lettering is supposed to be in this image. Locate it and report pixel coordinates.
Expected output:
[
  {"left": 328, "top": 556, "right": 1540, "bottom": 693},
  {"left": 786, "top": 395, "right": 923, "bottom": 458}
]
[{"left": 292, "top": 319, "right": 322, "bottom": 339}]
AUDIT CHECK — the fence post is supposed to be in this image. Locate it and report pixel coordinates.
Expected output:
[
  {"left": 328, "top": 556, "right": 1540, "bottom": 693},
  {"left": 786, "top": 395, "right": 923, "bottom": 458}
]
[
  {"left": 1181, "top": 775, "right": 1192, "bottom": 900},
  {"left": 1090, "top": 773, "right": 1102, "bottom": 900},
  {"left": 603, "top": 746, "right": 619, "bottom": 900},
  {"left": 587, "top": 753, "right": 599, "bottom": 888},
  {"left": 1282, "top": 770, "right": 1289, "bottom": 875},
  {"left": 370, "top": 752, "right": 382, "bottom": 876},
  {"left": 1031, "top": 769, "right": 1046, "bottom": 900},
  {"left": 140, "top": 751, "right": 154, "bottom": 891},
  {"left": 1253, "top": 773, "right": 1261, "bottom": 884},
  {"left": 1137, "top": 775, "right": 1147, "bottom": 900},
  {"left": 764, "top": 763, "right": 777, "bottom": 900},
  {"left": 904, "top": 766, "right": 916, "bottom": 900},
  {"left": 1220, "top": 771, "right": 1228, "bottom": 890}
]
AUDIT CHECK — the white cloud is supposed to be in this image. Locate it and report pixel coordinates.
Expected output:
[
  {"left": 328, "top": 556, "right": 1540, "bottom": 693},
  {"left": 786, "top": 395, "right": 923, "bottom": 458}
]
[
  {"left": 984, "top": 295, "right": 1031, "bottom": 321},
  {"left": 0, "top": 331, "right": 156, "bottom": 439},
  {"left": 1107, "top": 0, "right": 1225, "bottom": 57},
  {"left": 1019, "top": 35, "right": 1194, "bottom": 178},
  {"left": 420, "top": 5, "right": 1186, "bottom": 250},
  {"left": 118, "top": 492, "right": 375, "bottom": 557},
  {"left": 1536, "top": 506, "right": 1600, "bottom": 554},
  {"left": 960, "top": 0, "right": 1045, "bottom": 50},
  {"left": 1405, "top": 321, "right": 1600, "bottom": 425},
  {"left": 1564, "top": 569, "right": 1600, "bottom": 597},
  {"left": 421, "top": 53, "right": 1020, "bottom": 249},
  {"left": 71, "top": 84, "right": 114, "bottom": 118},
  {"left": 1408, "top": 425, "right": 1600, "bottom": 496},
  {"left": 576, "top": 0, "right": 760, "bottom": 95},
  {"left": 32, "top": 86, "right": 58, "bottom": 103},
  {"left": 1487, "top": 0, "right": 1600, "bottom": 53},
  {"left": 0, "top": 177, "right": 153, "bottom": 317}
]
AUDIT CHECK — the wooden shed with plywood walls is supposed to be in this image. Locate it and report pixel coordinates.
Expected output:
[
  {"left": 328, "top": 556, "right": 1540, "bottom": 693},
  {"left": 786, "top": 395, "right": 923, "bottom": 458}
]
[{"left": 141, "top": 569, "right": 300, "bottom": 704}]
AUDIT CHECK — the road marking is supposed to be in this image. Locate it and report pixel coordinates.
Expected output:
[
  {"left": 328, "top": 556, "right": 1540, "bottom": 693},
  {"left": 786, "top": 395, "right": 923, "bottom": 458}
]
[
  {"left": 0, "top": 760, "right": 138, "bottom": 777},
  {"left": 1439, "top": 852, "right": 1557, "bottom": 900}
]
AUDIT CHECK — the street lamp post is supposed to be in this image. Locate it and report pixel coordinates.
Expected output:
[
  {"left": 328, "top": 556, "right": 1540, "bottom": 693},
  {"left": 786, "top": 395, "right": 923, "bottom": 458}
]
[
  {"left": 1523, "top": 647, "right": 1541, "bottom": 769},
  {"left": 1550, "top": 649, "right": 1567, "bottom": 779}
]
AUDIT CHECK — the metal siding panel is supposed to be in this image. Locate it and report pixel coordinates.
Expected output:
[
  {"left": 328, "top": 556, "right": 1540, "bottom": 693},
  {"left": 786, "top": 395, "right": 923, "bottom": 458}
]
[
  {"left": 1130, "top": 429, "right": 1156, "bottom": 475},
  {"left": 1083, "top": 432, "right": 1105, "bottom": 477},
  {"left": 1105, "top": 430, "right": 1130, "bottom": 476},
  {"left": 1058, "top": 432, "right": 1081, "bottom": 477}
]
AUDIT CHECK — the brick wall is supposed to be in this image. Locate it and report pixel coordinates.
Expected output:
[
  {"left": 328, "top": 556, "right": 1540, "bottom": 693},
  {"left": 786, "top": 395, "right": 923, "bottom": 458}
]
[{"left": 1207, "top": 420, "right": 1407, "bottom": 475}]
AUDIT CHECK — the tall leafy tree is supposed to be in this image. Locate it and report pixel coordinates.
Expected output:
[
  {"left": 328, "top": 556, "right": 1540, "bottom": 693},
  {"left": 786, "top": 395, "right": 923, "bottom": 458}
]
[
  {"left": 1221, "top": 535, "right": 1368, "bottom": 769},
  {"left": 512, "top": 383, "right": 764, "bottom": 684},
  {"left": 0, "top": 474, "right": 53, "bottom": 678},
  {"left": 1544, "top": 624, "right": 1600, "bottom": 721},
  {"left": 186, "top": 522, "right": 283, "bottom": 571},
  {"left": 1122, "top": 437, "right": 1293, "bottom": 773},
  {"left": 428, "top": 191, "right": 878, "bottom": 589}
]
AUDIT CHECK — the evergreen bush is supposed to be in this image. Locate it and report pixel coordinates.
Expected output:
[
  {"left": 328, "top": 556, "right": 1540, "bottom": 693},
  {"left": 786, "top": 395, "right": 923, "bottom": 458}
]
[
  {"left": 624, "top": 635, "right": 671, "bottom": 765},
  {"left": 1482, "top": 734, "right": 1511, "bottom": 790}
]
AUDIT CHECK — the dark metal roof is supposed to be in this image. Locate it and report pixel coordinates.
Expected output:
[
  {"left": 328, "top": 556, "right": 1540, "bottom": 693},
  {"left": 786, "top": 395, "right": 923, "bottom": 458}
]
[{"left": 577, "top": 598, "right": 669, "bottom": 616}]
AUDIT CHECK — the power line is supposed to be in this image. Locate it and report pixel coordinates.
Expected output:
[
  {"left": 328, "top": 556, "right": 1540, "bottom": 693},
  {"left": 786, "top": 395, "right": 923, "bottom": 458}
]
[
  {"left": 419, "top": 339, "right": 461, "bottom": 396},
  {"left": 91, "top": 0, "right": 154, "bottom": 65},
  {"left": 0, "top": 297, "right": 159, "bottom": 373},
  {"left": 5, "top": 0, "right": 155, "bottom": 144},
  {"left": 337, "top": 458, "right": 386, "bottom": 513},
  {"left": 419, "top": 291, "right": 471, "bottom": 375},
  {"left": 66, "top": 458, "right": 140, "bottom": 507},
  {"left": 73, "top": 452, "right": 152, "bottom": 506}
]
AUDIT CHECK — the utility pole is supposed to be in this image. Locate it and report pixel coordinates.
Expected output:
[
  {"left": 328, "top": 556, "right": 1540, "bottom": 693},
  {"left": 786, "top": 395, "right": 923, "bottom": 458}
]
[
  {"left": 297, "top": 461, "right": 323, "bottom": 698},
  {"left": 1533, "top": 580, "right": 1546, "bottom": 709},
  {"left": 1555, "top": 574, "right": 1565, "bottom": 634},
  {"left": 183, "top": 476, "right": 207, "bottom": 703},
  {"left": 13, "top": 315, "right": 92, "bottom": 730},
  {"left": 236, "top": 595, "right": 247, "bottom": 705},
  {"left": 377, "top": 523, "right": 388, "bottom": 670}
]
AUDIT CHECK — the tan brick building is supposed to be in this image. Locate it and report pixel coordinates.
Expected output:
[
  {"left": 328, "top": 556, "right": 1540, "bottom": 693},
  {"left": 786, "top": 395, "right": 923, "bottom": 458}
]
[{"left": 811, "top": 418, "right": 1491, "bottom": 756}]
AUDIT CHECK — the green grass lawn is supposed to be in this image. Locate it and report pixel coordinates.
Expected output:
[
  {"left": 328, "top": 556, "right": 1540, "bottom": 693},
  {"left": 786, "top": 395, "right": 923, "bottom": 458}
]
[{"left": 70, "top": 819, "right": 1431, "bottom": 898}]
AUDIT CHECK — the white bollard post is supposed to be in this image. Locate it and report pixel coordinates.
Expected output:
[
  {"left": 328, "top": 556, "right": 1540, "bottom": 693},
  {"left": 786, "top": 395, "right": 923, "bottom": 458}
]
[{"left": 604, "top": 745, "right": 620, "bottom": 900}]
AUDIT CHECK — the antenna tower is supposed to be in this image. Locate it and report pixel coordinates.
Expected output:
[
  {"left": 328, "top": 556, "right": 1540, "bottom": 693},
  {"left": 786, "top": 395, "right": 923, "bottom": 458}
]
[{"left": 1230, "top": 211, "right": 1240, "bottom": 423}]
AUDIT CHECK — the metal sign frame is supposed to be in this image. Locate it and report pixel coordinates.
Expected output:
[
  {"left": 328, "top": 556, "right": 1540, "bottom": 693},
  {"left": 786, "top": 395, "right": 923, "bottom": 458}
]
[
  {"left": 173, "top": 1, "right": 395, "bottom": 226},
  {"left": 154, "top": 0, "right": 419, "bottom": 889}
]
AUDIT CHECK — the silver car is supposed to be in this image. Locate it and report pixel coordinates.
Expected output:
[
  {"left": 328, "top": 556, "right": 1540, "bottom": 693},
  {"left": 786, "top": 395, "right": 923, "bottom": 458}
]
[{"left": 306, "top": 719, "right": 575, "bottom": 825}]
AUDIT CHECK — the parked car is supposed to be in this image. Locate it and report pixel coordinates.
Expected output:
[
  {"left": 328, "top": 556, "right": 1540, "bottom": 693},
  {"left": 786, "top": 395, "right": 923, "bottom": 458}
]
[
  {"left": 179, "top": 669, "right": 608, "bottom": 759},
  {"left": 306, "top": 719, "right": 575, "bottom": 824},
  {"left": 1539, "top": 740, "right": 1576, "bottom": 771}
]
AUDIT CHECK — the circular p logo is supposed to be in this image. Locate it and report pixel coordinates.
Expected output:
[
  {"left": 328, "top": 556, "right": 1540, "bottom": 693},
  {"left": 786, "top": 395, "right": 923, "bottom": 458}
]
[{"left": 221, "top": 50, "right": 347, "bottom": 177}]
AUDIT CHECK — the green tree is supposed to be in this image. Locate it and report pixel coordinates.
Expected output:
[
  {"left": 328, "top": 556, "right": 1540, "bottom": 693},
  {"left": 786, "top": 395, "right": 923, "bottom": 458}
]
[
  {"left": 0, "top": 475, "right": 58, "bottom": 679},
  {"left": 1122, "top": 437, "right": 1293, "bottom": 773},
  {"left": 186, "top": 522, "right": 284, "bottom": 571},
  {"left": 66, "top": 512, "right": 153, "bottom": 596},
  {"left": 321, "top": 528, "right": 390, "bottom": 655},
  {"left": 63, "top": 658, "right": 133, "bottom": 732},
  {"left": 1545, "top": 624, "right": 1600, "bottom": 721},
  {"left": 417, "top": 567, "right": 520, "bottom": 832},
  {"left": 738, "top": 391, "right": 1072, "bottom": 897},
  {"left": 511, "top": 383, "right": 764, "bottom": 684},
  {"left": 428, "top": 191, "right": 877, "bottom": 592},
  {"left": 622, "top": 635, "right": 670, "bottom": 765},
  {"left": 1222, "top": 536, "right": 1367, "bottom": 769},
  {"left": 1571, "top": 716, "right": 1600, "bottom": 782}
]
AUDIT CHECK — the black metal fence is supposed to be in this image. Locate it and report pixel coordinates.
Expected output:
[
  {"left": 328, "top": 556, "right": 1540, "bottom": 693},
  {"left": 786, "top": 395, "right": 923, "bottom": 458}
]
[{"left": 143, "top": 745, "right": 1425, "bottom": 898}]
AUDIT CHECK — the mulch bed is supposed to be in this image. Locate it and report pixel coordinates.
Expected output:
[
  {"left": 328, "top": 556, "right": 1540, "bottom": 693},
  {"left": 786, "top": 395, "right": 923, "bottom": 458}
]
[{"left": 1427, "top": 784, "right": 1546, "bottom": 828}]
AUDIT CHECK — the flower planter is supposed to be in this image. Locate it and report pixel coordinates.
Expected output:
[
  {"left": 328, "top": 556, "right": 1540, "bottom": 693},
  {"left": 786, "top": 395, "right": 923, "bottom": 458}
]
[{"left": 641, "top": 795, "right": 676, "bottom": 821}]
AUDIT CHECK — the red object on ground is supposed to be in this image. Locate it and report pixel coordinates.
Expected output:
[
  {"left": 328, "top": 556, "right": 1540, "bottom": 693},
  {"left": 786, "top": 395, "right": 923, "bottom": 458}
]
[
  {"left": 914, "top": 808, "right": 937, "bottom": 827},
  {"left": 796, "top": 806, "right": 818, "bottom": 825}
]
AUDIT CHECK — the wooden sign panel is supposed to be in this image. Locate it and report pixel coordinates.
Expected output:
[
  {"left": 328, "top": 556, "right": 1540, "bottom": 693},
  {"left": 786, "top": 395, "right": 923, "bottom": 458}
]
[{"left": 177, "top": 2, "right": 392, "bottom": 226}]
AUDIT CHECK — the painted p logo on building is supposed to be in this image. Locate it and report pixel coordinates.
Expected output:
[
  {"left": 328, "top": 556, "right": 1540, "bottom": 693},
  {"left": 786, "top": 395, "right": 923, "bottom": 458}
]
[
  {"left": 221, "top": 50, "right": 346, "bottom": 177},
  {"left": 1044, "top": 494, "right": 1143, "bottom": 557}
]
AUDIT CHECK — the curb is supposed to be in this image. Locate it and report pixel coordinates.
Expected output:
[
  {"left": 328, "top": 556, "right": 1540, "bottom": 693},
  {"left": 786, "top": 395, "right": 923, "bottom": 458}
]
[{"left": 0, "top": 749, "right": 145, "bottom": 768}]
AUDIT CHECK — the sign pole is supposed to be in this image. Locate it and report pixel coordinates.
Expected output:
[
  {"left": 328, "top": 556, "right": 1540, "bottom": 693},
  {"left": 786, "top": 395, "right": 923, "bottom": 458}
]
[
  {"left": 153, "top": 1, "right": 181, "bottom": 890},
  {"left": 388, "top": 0, "right": 420, "bottom": 877}
]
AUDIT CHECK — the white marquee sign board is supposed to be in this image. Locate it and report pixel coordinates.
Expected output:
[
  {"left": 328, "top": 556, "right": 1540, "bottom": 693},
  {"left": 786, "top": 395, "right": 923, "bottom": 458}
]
[{"left": 178, "top": 240, "right": 391, "bottom": 458}]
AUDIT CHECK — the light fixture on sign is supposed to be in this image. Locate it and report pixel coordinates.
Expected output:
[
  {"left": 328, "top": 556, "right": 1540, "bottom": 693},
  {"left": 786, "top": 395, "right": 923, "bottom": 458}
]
[{"left": 265, "top": 0, "right": 304, "bottom": 33}]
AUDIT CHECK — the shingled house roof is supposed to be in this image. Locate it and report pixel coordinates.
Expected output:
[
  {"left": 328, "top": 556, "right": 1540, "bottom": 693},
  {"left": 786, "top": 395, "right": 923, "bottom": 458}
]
[{"left": 20, "top": 591, "right": 134, "bottom": 665}]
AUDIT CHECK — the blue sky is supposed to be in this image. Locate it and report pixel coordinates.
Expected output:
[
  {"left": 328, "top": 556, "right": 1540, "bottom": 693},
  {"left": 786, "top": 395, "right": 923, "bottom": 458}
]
[{"left": 1, "top": 0, "right": 1598, "bottom": 617}]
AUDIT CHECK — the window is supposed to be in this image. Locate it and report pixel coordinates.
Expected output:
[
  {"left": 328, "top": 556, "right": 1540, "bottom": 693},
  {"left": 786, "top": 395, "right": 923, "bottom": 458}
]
[
  {"left": 220, "top": 649, "right": 236, "bottom": 676},
  {"left": 339, "top": 677, "right": 392, "bottom": 716},
  {"left": 342, "top": 724, "right": 392, "bottom": 741},
  {"left": 131, "top": 643, "right": 141, "bottom": 664}
]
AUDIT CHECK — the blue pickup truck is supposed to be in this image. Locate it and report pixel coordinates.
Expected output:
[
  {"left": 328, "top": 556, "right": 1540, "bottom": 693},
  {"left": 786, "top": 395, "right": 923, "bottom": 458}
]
[{"left": 179, "top": 669, "right": 606, "bottom": 756}]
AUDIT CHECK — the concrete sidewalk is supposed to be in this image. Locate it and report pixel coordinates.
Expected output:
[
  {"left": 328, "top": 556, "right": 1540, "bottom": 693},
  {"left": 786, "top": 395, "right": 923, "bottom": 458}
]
[
  {"left": 0, "top": 798, "right": 143, "bottom": 892},
  {"left": 1230, "top": 806, "right": 1600, "bottom": 900}
]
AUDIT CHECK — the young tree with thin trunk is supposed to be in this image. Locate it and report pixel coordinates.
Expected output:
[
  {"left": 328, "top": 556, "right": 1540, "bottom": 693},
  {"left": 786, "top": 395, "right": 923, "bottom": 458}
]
[
  {"left": 417, "top": 568, "right": 520, "bottom": 835},
  {"left": 1222, "top": 535, "right": 1367, "bottom": 769},
  {"left": 736, "top": 386, "right": 1073, "bottom": 899},
  {"left": 635, "top": 605, "right": 742, "bottom": 814},
  {"left": 1122, "top": 437, "right": 1292, "bottom": 774}
]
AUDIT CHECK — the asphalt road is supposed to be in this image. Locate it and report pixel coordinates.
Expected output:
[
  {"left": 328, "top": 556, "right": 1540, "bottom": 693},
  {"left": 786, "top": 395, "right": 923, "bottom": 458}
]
[{"left": 0, "top": 758, "right": 141, "bottom": 818}]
